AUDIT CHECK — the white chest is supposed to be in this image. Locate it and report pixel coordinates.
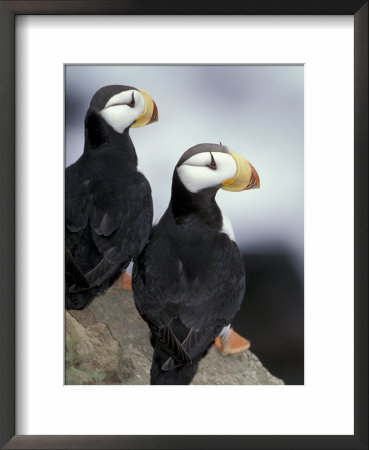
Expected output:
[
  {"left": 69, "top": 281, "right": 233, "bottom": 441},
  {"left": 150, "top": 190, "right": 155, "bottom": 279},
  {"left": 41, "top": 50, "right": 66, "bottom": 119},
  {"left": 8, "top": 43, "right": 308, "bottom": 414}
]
[{"left": 220, "top": 211, "right": 236, "bottom": 242}]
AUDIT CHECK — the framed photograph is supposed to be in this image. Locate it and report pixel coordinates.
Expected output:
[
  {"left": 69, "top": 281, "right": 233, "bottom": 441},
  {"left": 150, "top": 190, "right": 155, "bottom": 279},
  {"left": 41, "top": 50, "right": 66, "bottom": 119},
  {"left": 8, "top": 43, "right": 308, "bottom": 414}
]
[{"left": 1, "top": 1, "right": 367, "bottom": 449}]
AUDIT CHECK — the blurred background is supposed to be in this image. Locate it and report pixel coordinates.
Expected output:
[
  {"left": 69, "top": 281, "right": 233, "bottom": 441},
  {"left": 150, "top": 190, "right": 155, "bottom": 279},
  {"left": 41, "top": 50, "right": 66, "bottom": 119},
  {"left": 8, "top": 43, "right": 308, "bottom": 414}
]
[{"left": 65, "top": 65, "right": 304, "bottom": 384}]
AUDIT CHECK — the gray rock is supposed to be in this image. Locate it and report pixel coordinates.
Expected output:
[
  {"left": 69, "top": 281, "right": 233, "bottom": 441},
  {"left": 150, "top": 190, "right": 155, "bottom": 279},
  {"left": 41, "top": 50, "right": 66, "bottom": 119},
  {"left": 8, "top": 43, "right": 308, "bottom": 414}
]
[
  {"left": 65, "top": 309, "right": 124, "bottom": 384},
  {"left": 65, "top": 287, "right": 283, "bottom": 385}
]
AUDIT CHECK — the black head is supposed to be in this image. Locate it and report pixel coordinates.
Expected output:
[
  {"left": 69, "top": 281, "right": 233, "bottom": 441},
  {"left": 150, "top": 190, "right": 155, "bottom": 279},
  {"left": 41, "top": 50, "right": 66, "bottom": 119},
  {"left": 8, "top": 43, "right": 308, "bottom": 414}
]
[
  {"left": 84, "top": 84, "right": 158, "bottom": 148},
  {"left": 88, "top": 85, "right": 138, "bottom": 112},
  {"left": 175, "top": 142, "right": 260, "bottom": 194}
]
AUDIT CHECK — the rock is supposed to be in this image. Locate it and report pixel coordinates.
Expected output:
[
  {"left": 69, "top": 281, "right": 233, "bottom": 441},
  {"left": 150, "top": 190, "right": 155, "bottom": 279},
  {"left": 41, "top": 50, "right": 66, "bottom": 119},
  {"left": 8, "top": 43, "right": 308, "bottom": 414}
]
[
  {"left": 193, "top": 347, "right": 282, "bottom": 385},
  {"left": 65, "top": 287, "right": 283, "bottom": 385},
  {"left": 65, "top": 309, "right": 124, "bottom": 384}
]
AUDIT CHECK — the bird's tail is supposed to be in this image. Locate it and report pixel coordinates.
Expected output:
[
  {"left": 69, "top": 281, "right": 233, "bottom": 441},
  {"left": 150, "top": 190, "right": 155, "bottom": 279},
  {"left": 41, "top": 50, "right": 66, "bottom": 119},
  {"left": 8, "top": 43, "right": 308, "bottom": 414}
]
[
  {"left": 65, "top": 248, "right": 125, "bottom": 309},
  {"left": 65, "top": 248, "right": 90, "bottom": 291},
  {"left": 150, "top": 346, "right": 199, "bottom": 385}
]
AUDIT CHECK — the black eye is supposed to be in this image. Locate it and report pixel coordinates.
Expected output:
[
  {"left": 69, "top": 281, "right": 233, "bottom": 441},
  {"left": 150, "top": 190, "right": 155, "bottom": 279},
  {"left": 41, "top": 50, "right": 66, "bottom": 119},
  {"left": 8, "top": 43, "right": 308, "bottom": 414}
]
[
  {"left": 207, "top": 152, "right": 217, "bottom": 170},
  {"left": 129, "top": 92, "right": 135, "bottom": 107}
]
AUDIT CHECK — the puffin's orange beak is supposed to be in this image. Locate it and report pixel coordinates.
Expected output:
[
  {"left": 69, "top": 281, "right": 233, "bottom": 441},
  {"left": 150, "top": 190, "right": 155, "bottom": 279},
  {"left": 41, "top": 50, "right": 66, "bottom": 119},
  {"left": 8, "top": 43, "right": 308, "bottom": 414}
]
[
  {"left": 244, "top": 162, "right": 260, "bottom": 190},
  {"left": 147, "top": 100, "right": 159, "bottom": 125},
  {"left": 222, "top": 152, "right": 260, "bottom": 192}
]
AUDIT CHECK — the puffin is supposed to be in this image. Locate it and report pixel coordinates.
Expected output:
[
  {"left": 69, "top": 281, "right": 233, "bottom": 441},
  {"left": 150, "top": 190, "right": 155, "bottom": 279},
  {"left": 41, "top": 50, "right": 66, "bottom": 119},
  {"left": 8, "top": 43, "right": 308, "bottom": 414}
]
[
  {"left": 132, "top": 143, "right": 260, "bottom": 384},
  {"left": 65, "top": 85, "right": 158, "bottom": 310}
]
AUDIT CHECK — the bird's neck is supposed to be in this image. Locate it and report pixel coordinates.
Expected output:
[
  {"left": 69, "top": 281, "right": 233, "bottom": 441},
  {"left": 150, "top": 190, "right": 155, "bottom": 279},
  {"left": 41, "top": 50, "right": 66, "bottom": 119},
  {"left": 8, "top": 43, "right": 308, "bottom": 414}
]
[
  {"left": 170, "top": 171, "right": 222, "bottom": 231},
  {"left": 83, "top": 111, "right": 138, "bottom": 168}
]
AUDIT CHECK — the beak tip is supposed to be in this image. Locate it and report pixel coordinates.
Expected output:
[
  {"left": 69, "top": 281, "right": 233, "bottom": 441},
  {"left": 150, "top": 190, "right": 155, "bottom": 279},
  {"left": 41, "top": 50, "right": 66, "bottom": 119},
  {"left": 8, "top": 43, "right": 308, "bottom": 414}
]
[
  {"left": 148, "top": 101, "right": 159, "bottom": 125},
  {"left": 244, "top": 163, "right": 260, "bottom": 190}
]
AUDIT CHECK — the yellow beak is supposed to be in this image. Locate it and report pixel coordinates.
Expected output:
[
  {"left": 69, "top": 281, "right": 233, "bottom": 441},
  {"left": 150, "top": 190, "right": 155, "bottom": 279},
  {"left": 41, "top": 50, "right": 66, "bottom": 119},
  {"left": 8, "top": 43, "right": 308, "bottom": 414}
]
[
  {"left": 131, "top": 89, "right": 159, "bottom": 128},
  {"left": 222, "top": 152, "right": 260, "bottom": 192}
]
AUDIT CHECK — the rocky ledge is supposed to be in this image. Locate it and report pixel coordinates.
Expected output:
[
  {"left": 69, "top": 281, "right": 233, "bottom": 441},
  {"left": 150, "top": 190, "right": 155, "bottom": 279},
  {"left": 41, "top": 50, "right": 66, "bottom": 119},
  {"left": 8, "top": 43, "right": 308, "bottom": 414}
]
[{"left": 65, "top": 287, "right": 283, "bottom": 385}]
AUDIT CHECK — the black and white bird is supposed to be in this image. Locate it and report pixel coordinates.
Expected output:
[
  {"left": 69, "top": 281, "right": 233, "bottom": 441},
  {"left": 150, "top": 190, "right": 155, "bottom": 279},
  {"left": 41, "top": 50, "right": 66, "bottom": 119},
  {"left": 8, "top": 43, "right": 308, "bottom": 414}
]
[
  {"left": 132, "top": 143, "right": 260, "bottom": 384},
  {"left": 65, "top": 85, "right": 158, "bottom": 310}
]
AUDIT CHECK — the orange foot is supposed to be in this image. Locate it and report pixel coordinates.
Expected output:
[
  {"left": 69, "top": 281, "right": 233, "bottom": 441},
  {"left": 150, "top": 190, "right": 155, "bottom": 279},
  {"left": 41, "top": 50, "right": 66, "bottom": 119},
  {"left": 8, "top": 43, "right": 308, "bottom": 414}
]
[
  {"left": 214, "top": 329, "right": 251, "bottom": 355},
  {"left": 113, "top": 272, "right": 132, "bottom": 291}
]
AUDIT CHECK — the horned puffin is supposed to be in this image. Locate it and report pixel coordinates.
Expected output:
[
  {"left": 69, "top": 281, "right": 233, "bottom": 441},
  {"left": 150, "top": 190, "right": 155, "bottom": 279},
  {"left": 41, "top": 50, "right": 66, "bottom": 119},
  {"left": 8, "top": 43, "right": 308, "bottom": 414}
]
[
  {"left": 65, "top": 85, "right": 158, "bottom": 310},
  {"left": 132, "top": 143, "right": 260, "bottom": 384}
]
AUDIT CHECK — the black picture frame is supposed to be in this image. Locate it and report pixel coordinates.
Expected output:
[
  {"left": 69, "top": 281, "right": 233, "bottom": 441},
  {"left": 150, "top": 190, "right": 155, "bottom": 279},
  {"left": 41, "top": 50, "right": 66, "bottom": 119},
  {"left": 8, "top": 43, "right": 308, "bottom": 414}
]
[{"left": 0, "top": 1, "right": 367, "bottom": 449}]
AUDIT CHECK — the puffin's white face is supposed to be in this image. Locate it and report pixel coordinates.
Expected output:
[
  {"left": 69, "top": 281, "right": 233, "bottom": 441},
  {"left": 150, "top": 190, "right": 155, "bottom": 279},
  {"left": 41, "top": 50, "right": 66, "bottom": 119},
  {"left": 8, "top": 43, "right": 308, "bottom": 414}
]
[
  {"left": 99, "top": 89, "right": 146, "bottom": 133},
  {"left": 177, "top": 151, "right": 237, "bottom": 193}
]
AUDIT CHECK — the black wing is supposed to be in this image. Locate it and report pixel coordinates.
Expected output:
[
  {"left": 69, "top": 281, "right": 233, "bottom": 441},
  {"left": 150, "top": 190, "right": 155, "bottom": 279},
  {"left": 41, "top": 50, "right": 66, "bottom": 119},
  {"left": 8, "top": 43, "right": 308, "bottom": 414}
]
[
  {"left": 66, "top": 155, "right": 153, "bottom": 291},
  {"left": 133, "top": 221, "right": 245, "bottom": 368},
  {"left": 134, "top": 230, "right": 244, "bottom": 328}
]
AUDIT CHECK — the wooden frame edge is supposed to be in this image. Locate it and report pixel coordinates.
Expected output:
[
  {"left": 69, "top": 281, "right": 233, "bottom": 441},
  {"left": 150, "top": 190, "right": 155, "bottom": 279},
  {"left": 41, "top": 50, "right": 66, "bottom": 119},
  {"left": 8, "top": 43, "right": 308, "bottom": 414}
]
[{"left": 0, "top": 1, "right": 367, "bottom": 448}]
